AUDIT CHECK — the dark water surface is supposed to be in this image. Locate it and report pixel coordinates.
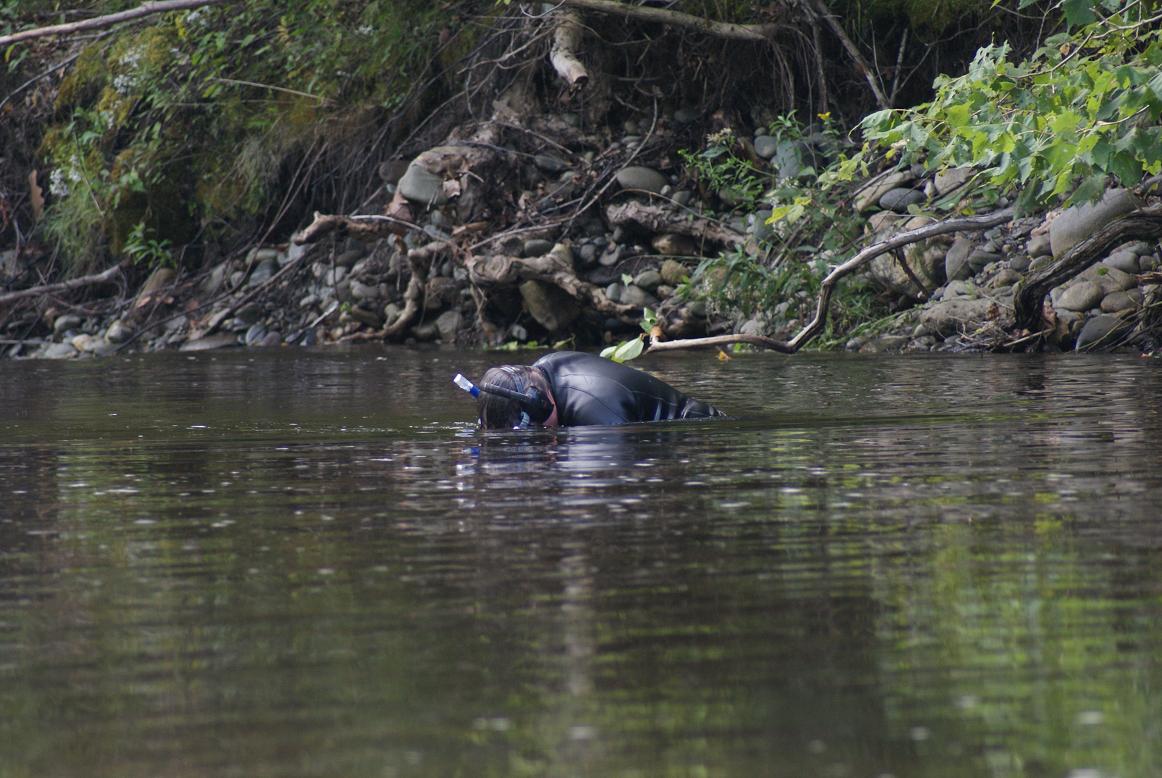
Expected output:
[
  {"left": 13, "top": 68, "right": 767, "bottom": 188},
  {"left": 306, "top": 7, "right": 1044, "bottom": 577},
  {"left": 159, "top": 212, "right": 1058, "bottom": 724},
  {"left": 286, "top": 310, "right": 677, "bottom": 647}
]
[{"left": 2, "top": 349, "right": 1160, "bottom": 777}]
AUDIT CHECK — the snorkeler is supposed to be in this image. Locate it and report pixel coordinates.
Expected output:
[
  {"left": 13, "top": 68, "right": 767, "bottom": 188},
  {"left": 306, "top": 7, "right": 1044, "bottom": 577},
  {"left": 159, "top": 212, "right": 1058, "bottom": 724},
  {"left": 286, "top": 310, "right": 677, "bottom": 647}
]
[{"left": 454, "top": 351, "right": 725, "bottom": 429}]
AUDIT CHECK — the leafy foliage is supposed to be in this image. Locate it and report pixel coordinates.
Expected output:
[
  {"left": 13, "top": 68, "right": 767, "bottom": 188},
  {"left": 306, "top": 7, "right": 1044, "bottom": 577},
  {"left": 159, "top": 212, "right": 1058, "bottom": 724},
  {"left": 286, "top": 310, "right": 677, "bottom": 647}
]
[
  {"left": 853, "top": 0, "right": 1162, "bottom": 210},
  {"left": 27, "top": 0, "right": 452, "bottom": 272}
]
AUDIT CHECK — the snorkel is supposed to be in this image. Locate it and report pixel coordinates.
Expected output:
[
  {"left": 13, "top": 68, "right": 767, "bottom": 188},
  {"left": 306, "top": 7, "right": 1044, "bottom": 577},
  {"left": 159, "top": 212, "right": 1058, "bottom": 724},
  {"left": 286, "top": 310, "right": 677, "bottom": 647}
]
[{"left": 453, "top": 372, "right": 554, "bottom": 426}]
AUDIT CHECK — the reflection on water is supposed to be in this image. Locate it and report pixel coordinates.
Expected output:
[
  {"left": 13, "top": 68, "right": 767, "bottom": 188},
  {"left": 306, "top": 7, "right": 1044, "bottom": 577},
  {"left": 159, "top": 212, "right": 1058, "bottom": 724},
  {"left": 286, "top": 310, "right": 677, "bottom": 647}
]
[{"left": 1, "top": 349, "right": 1161, "bottom": 777}]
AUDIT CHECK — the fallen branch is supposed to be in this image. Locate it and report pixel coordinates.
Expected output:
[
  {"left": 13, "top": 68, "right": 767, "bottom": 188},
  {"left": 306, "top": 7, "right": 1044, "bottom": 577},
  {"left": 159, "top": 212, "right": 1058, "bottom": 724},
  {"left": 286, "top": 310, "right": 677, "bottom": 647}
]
[
  {"left": 647, "top": 207, "right": 1015, "bottom": 355},
  {"left": 649, "top": 333, "right": 796, "bottom": 354},
  {"left": 1013, "top": 203, "right": 1162, "bottom": 331},
  {"left": 0, "top": 0, "right": 229, "bottom": 47},
  {"left": 0, "top": 261, "right": 126, "bottom": 306},
  {"left": 560, "top": 0, "right": 781, "bottom": 42},
  {"left": 789, "top": 207, "right": 1014, "bottom": 349},
  {"left": 605, "top": 200, "right": 746, "bottom": 249},
  {"left": 549, "top": 8, "right": 589, "bottom": 89}
]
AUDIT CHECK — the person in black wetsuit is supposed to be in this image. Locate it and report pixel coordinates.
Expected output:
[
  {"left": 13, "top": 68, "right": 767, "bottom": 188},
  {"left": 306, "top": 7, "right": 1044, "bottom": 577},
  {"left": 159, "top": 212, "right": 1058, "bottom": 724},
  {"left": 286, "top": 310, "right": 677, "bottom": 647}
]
[{"left": 474, "top": 351, "right": 725, "bottom": 429}]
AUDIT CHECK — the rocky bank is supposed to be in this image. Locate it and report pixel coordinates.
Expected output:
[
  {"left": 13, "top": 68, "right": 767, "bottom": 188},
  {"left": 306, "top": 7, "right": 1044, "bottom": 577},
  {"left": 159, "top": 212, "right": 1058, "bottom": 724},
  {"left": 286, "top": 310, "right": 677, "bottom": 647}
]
[{"left": 3, "top": 111, "right": 1161, "bottom": 360}]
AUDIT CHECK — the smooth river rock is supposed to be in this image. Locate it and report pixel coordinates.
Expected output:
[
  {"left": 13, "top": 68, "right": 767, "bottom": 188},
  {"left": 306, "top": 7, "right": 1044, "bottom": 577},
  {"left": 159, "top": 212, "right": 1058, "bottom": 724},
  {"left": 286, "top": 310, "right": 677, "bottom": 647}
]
[
  {"left": 1055, "top": 280, "right": 1105, "bottom": 312},
  {"left": 398, "top": 163, "right": 448, "bottom": 206},
  {"left": 615, "top": 166, "right": 667, "bottom": 194},
  {"left": 1049, "top": 189, "right": 1139, "bottom": 258}
]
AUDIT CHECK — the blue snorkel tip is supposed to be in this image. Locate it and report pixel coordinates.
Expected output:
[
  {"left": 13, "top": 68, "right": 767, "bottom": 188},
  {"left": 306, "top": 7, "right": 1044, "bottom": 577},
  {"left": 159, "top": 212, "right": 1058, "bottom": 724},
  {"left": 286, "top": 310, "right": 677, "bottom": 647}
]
[{"left": 453, "top": 373, "right": 480, "bottom": 398}]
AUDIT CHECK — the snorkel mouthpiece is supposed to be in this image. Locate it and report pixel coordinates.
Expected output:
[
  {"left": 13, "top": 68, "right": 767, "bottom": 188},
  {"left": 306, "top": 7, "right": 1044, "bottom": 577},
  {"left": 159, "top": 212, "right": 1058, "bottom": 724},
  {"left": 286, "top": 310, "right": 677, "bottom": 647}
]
[
  {"left": 454, "top": 371, "right": 552, "bottom": 425},
  {"left": 452, "top": 373, "right": 480, "bottom": 398}
]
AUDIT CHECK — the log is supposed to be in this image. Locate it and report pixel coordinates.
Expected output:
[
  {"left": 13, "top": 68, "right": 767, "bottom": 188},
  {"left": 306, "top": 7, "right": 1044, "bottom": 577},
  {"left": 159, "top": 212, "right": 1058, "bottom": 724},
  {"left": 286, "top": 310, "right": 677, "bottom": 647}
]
[
  {"left": 560, "top": 0, "right": 781, "bottom": 42},
  {"left": 0, "top": 0, "right": 229, "bottom": 47},
  {"left": 0, "top": 261, "right": 126, "bottom": 306},
  {"left": 1013, "top": 204, "right": 1162, "bottom": 331},
  {"left": 549, "top": 8, "right": 589, "bottom": 90}
]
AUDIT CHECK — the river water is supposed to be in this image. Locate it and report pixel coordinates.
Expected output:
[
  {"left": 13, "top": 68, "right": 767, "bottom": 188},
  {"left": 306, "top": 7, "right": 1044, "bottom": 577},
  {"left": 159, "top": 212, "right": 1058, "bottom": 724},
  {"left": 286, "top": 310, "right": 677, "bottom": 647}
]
[{"left": 1, "top": 348, "right": 1160, "bottom": 777}]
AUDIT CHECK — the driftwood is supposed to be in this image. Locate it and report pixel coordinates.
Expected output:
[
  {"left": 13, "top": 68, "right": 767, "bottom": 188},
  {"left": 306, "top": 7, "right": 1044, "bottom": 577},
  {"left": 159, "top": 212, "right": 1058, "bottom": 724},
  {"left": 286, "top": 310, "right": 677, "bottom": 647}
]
[
  {"left": 605, "top": 200, "right": 746, "bottom": 249},
  {"left": 648, "top": 207, "right": 1016, "bottom": 355},
  {"left": 561, "top": 0, "right": 781, "bottom": 41},
  {"left": 0, "top": 260, "right": 126, "bottom": 306},
  {"left": 468, "top": 244, "right": 635, "bottom": 318},
  {"left": 0, "top": 0, "right": 228, "bottom": 47},
  {"left": 549, "top": 8, "right": 589, "bottom": 90},
  {"left": 1013, "top": 203, "right": 1162, "bottom": 331},
  {"left": 294, "top": 212, "right": 416, "bottom": 245},
  {"left": 384, "top": 248, "right": 430, "bottom": 338}
]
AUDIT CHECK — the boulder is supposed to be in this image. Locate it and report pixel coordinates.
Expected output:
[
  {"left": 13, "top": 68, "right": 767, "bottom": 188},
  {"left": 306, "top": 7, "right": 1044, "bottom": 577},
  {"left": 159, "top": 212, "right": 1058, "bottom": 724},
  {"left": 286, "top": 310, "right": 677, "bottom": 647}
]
[
  {"left": 854, "top": 170, "right": 914, "bottom": 213},
  {"left": 398, "top": 163, "right": 448, "bottom": 206},
  {"left": 919, "top": 297, "right": 996, "bottom": 337},
  {"left": 1075, "top": 314, "right": 1130, "bottom": 350},
  {"left": 520, "top": 280, "right": 580, "bottom": 331},
  {"left": 944, "top": 236, "right": 976, "bottom": 282},
  {"left": 1102, "top": 249, "right": 1139, "bottom": 274},
  {"left": 1049, "top": 189, "right": 1140, "bottom": 258},
  {"left": 1101, "top": 289, "right": 1140, "bottom": 314},
  {"left": 753, "top": 135, "right": 779, "bottom": 158},
  {"left": 660, "top": 259, "right": 688, "bottom": 286},
  {"left": 522, "top": 238, "right": 554, "bottom": 257},
  {"left": 1055, "top": 280, "right": 1104, "bottom": 312},
  {"left": 879, "top": 187, "right": 925, "bottom": 213},
  {"left": 435, "top": 310, "right": 462, "bottom": 342},
  {"left": 932, "top": 167, "right": 973, "bottom": 196}
]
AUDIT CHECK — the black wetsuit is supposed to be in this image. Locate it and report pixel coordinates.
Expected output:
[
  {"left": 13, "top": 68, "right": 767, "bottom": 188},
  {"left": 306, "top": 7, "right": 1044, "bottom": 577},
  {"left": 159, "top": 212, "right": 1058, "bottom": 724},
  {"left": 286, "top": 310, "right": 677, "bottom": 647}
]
[{"left": 532, "top": 351, "right": 725, "bottom": 426}]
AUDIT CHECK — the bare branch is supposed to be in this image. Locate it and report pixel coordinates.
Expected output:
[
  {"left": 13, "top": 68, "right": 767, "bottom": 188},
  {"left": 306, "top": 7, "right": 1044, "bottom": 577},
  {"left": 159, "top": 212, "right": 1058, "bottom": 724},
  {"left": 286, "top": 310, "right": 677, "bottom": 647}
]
[
  {"left": 559, "top": 0, "right": 780, "bottom": 42},
  {"left": 648, "top": 333, "right": 796, "bottom": 354},
  {"left": 647, "top": 207, "right": 1015, "bottom": 356},
  {"left": 0, "top": 0, "right": 230, "bottom": 47},
  {"left": 788, "top": 208, "right": 1014, "bottom": 350},
  {"left": 805, "top": 0, "right": 890, "bottom": 109}
]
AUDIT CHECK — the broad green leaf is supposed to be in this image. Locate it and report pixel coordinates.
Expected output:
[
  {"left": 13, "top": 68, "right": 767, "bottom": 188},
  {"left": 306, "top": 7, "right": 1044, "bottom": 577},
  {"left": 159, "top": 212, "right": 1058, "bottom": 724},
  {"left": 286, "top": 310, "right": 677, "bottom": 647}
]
[
  {"left": 1063, "top": 0, "right": 1098, "bottom": 27},
  {"left": 945, "top": 103, "right": 971, "bottom": 129},
  {"left": 605, "top": 336, "right": 644, "bottom": 364},
  {"left": 1049, "top": 111, "right": 1082, "bottom": 136}
]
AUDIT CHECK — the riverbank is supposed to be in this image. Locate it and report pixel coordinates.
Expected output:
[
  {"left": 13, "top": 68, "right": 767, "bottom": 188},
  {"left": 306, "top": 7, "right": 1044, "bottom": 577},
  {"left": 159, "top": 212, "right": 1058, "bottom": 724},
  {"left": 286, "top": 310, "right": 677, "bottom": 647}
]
[{"left": 4, "top": 2, "right": 1161, "bottom": 359}]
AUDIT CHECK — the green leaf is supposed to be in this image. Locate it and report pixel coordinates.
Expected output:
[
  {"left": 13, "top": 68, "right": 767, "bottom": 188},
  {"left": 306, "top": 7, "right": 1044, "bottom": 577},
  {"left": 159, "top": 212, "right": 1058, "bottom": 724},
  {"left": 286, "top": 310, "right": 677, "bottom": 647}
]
[
  {"left": 605, "top": 336, "right": 645, "bottom": 363},
  {"left": 1062, "top": 0, "right": 1098, "bottom": 27},
  {"left": 945, "top": 103, "right": 971, "bottom": 129}
]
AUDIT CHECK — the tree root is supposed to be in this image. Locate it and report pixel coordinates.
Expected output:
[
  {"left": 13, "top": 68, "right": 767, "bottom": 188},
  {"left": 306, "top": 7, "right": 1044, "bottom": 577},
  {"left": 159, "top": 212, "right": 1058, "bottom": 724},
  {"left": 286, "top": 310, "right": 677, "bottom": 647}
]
[{"left": 1013, "top": 203, "right": 1162, "bottom": 332}]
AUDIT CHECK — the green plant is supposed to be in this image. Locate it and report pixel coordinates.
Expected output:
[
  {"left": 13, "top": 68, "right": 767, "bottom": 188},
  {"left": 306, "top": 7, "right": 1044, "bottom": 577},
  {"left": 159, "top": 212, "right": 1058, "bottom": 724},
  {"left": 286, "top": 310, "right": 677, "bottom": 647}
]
[
  {"left": 123, "top": 221, "right": 172, "bottom": 268},
  {"left": 679, "top": 127, "right": 767, "bottom": 209},
  {"left": 601, "top": 308, "right": 658, "bottom": 363}
]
